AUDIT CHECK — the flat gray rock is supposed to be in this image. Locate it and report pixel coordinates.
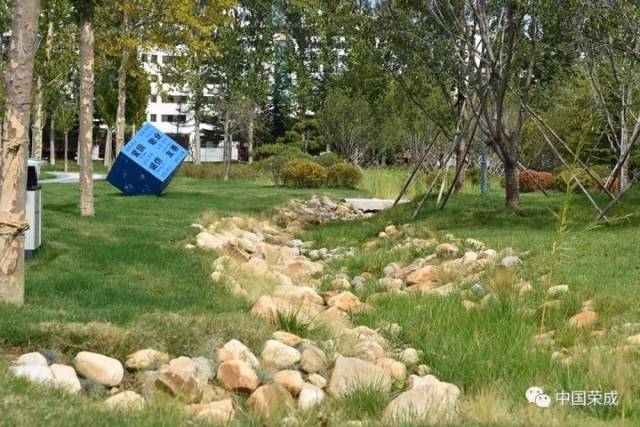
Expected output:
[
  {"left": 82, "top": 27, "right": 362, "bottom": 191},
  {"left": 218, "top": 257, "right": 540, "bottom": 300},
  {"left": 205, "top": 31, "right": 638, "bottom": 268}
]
[{"left": 343, "top": 198, "right": 408, "bottom": 212}]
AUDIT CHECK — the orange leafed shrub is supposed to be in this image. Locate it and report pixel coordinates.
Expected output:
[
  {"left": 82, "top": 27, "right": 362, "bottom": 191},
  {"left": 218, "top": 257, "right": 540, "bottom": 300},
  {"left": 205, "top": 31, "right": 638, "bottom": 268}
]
[{"left": 518, "top": 170, "right": 555, "bottom": 192}]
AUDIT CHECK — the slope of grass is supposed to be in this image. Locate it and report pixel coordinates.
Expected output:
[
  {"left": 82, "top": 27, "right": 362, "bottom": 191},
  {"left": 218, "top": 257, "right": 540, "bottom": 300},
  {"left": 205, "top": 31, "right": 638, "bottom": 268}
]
[
  {"left": 2, "top": 172, "right": 639, "bottom": 426},
  {"left": 0, "top": 177, "right": 363, "bottom": 359},
  {"left": 304, "top": 187, "right": 640, "bottom": 425}
]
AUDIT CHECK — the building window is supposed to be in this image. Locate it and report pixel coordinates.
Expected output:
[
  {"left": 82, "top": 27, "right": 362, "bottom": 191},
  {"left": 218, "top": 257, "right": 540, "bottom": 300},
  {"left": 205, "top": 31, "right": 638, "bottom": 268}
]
[
  {"left": 150, "top": 54, "right": 158, "bottom": 63},
  {"left": 150, "top": 95, "right": 157, "bottom": 103},
  {"left": 161, "top": 114, "right": 186, "bottom": 123},
  {"left": 141, "top": 54, "right": 148, "bottom": 62},
  {"left": 150, "top": 114, "right": 157, "bottom": 122}
]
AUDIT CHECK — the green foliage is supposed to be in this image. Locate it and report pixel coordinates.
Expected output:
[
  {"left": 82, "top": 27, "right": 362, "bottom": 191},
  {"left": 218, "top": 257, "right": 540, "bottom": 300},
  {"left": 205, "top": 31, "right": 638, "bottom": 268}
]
[
  {"left": 253, "top": 143, "right": 304, "bottom": 161},
  {"left": 95, "top": 56, "right": 150, "bottom": 127},
  {"left": 315, "top": 152, "right": 342, "bottom": 168},
  {"left": 282, "top": 159, "right": 327, "bottom": 188},
  {"left": 327, "top": 162, "right": 362, "bottom": 188},
  {"left": 554, "top": 168, "right": 601, "bottom": 192},
  {"left": 179, "top": 163, "right": 258, "bottom": 181}
]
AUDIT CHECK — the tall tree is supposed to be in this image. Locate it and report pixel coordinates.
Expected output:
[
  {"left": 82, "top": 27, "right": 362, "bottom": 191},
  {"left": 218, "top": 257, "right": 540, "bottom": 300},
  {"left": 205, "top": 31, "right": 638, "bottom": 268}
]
[
  {"left": 75, "top": 0, "right": 98, "bottom": 216},
  {"left": 582, "top": 0, "right": 640, "bottom": 190},
  {"left": 55, "top": 99, "right": 77, "bottom": 172},
  {"left": 0, "top": 0, "right": 41, "bottom": 304}
]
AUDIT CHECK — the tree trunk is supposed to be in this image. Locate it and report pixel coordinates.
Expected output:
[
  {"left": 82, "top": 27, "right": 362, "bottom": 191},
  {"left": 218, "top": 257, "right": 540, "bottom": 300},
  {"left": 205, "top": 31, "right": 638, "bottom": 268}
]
[
  {"left": 104, "top": 127, "right": 113, "bottom": 167},
  {"left": 247, "top": 114, "right": 254, "bottom": 163},
  {"left": 32, "top": 76, "right": 43, "bottom": 160},
  {"left": 223, "top": 111, "right": 231, "bottom": 181},
  {"left": 49, "top": 116, "right": 55, "bottom": 165},
  {"left": 619, "top": 119, "right": 630, "bottom": 191},
  {"left": 454, "top": 138, "right": 466, "bottom": 193},
  {"left": 79, "top": 14, "right": 95, "bottom": 216},
  {"left": 64, "top": 131, "right": 69, "bottom": 172},
  {"left": 193, "top": 115, "right": 201, "bottom": 165},
  {"left": 504, "top": 161, "right": 519, "bottom": 209},
  {"left": 0, "top": 0, "right": 41, "bottom": 305},
  {"left": 114, "top": 11, "right": 129, "bottom": 157}
]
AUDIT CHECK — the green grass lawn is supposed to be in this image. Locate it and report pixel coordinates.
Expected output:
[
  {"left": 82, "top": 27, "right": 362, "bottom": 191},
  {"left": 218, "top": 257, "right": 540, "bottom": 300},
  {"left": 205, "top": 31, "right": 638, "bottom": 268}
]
[{"left": 1, "top": 172, "right": 639, "bottom": 426}]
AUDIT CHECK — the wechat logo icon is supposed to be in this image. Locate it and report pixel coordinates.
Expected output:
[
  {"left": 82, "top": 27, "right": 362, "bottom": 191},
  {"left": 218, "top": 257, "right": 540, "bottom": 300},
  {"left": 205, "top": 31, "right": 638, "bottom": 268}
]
[{"left": 526, "top": 386, "right": 551, "bottom": 408}]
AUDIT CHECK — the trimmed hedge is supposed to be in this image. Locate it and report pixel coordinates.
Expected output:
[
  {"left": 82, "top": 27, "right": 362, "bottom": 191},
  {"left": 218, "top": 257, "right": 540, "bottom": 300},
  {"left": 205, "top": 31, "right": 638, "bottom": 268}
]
[
  {"left": 282, "top": 160, "right": 328, "bottom": 188},
  {"left": 327, "top": 162, "right": 362, "bottom": 188},
  {"left": 518, "top": 170, "right": 555, "bottom": 192}
]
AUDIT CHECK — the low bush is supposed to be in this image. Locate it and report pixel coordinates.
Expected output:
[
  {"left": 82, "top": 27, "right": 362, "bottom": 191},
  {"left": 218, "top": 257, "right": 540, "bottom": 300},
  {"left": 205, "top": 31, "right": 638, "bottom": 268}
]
[
  {"left": 282, "top": 159, "right": 327, "bottom": 188},
  {"left": 518, "top": 169, "right": 555, "bottom": 192},
  {"left": 253, "top": 143, "right": 304, "bottom": 161},
  {"left": 315, "top": 152, "right": 343, "bottom": 168},
  {"left": 327, "top": 162, "right": 362, "bottom": 188},
  {"left": 554, "top": 168, "right": 602, "bottom": 192},
  {"left": 258, "top": 151, "right": 313, "bottom": 186},
  {"left": 180, "top": 163, "right": 258, "bottom": 180}
]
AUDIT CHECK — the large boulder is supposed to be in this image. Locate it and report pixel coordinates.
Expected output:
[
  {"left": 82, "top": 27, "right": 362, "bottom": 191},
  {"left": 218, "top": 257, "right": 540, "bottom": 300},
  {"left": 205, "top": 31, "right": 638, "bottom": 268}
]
[
  {"left": 327, "top": 291, "right": 363, "bottom": 312},
  {"left": 216, "top": 360, "right": 260, "bottom": 393},
  {"left": 74, "top": 351, "right": 124, "bottom": 387},
  {"left": 300, "top": 344, "right": 327, "bottom": 374},
  {"left": 298, "top": 383, "right": 326, "bottom": 410},
  {"left": 16, "top": 352, "right": 48, "bottom": 366},
  {"left": 8, "top": 365, "right": 53, "bottom": 384},
  {"left": 104, "top": 391, "right": 146, "bottom": 411},
  {"left": 405, "top": 265, "right": 439, "bottom": 285},
  {"left": 155, "top": 370, "right": 203, "bottom": 403},
  {"left": 261, "top": 340, "right": 301, "bottom": 369},
  {"left": 327, "top": 356, "right": 392, "bottom": 397},
  {"left": 217, "top": 339, "right": 260, "bottom": 368},
  {"left": 272, "top": 370, "right": 304, "bottom": 396},
  {"left": 383, "top": 375, "right": 460, "bottom": 423},
  {"left": 50, "top": 364, "right": 82, "bottom": 394},
  {"left": 246, "top": 384, "right": 296, "bottom": 419},
  {"left": 125, "top": 349, "right": 169, "bottom": 371},
  {"left": 194, "top": 399, "right": 236, "bottom": 423}
]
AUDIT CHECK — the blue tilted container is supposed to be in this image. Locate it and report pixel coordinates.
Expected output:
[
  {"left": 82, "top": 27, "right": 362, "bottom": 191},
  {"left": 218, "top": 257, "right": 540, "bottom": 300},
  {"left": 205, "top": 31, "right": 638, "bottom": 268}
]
[{"left": 106, "top": 123, "right": 188, "bottom": 195}]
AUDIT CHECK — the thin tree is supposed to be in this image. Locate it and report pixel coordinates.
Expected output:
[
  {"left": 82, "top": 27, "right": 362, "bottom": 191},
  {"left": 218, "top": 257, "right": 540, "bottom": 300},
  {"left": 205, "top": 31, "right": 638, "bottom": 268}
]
[
  {"left": 0, "top": 0, "right": 41, "bottom": 304},
  {"left": 55, "top": 100, "right": 77, "bottom": 172},
  {"left": 76, "top": 0, "right": 98, "bottom": 216}
]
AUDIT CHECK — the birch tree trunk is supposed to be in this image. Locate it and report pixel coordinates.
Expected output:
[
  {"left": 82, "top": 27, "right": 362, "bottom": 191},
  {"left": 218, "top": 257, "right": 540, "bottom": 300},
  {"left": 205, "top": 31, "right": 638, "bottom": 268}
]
[
  {"left": 79, "top": 13, "right": 95, "bottom": 216},
  {"left": 193, "top": 115, "right": 201, "bottom": 165},
  {"left": 247, "top": 114, "right": 254, "bottom": 163},
  {"left": 104, "top": 127, "right": 113, "bottom": 168},
  {"left": 0, "top": 0, "right": 41, "bottom": 304},
  {"left": 49, "top": 117, "right": 55, "bottom": 165},
  {"left": 223, "top": 111, "right": 231, "bottom": 181},
  {"left": 64, "top": 131, "right": 69, "bottom": 172},
  {"left": 32, "top": 77, "right": 43, "bottom": 160},
  {"left": 115, "top": 11, "right": 129, "bottom": 157}
]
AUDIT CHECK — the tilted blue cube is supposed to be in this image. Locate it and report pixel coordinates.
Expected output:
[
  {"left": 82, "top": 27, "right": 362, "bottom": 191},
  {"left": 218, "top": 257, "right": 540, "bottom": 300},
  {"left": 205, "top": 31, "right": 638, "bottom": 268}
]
[{"left": 106, "top": 123, "right": 188, "bottom": 195}]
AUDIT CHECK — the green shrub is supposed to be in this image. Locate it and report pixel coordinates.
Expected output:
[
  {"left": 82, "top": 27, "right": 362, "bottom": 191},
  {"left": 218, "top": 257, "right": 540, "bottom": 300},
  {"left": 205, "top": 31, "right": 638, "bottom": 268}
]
[
  {"left": 554, "top": 168, "right": 601, "bottom": 192},
  {"left": 282, "top": 159, "right": 327, "bottom": 188},
  {"left": 327, "top": 162, "right": 362, "bottom": 188},
  {"left": 590, "top": 164, "right": 612, "bottom": 179},
  {"left": 253, "top": 143, "right": 304, "bottom": 161},
  {"left": 180, "top": 163, "right": 258, "bottom": 180},
  {"left": 315, "top": 152, "right": 342, "bottom": 168},
  {"left": 466, "top": 167, "right": 480, "bottom": 185},
  {"left": 257, "top": 150, "right": 313, "bottom": 186}
]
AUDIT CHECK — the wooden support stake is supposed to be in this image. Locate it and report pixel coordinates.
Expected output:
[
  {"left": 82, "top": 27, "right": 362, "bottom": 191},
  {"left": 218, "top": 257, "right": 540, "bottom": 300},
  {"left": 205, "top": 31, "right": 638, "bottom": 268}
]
[{"left": 393, "top": 131, "right": 440, "bottom": 206}]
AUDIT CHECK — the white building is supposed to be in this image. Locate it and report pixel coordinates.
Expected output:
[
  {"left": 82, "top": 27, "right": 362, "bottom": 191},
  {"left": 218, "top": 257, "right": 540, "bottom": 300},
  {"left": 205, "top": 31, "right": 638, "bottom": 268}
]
[{"left": 140, "top": 49, "right": 239, "bottom": 162}]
